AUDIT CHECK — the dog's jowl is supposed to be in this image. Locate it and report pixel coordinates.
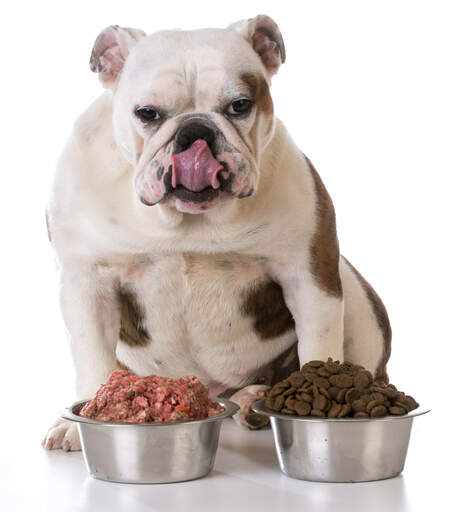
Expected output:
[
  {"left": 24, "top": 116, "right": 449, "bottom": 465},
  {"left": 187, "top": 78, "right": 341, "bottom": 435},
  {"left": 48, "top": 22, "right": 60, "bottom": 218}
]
[{"left": 43, "top": 15, "right": 391, "bottom": 449}]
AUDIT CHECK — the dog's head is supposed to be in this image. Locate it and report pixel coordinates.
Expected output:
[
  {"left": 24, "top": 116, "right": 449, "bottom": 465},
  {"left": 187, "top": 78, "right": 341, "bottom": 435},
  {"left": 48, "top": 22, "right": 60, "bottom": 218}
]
[{"left": 90, "top": 15, "right": 285, "bottom": 214}]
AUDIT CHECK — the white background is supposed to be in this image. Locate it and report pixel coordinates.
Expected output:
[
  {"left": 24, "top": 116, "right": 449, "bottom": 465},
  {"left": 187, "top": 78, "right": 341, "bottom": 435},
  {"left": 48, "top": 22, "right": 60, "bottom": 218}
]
[{"left": 1, "top": 1, "right": 449, "bottom": 510}]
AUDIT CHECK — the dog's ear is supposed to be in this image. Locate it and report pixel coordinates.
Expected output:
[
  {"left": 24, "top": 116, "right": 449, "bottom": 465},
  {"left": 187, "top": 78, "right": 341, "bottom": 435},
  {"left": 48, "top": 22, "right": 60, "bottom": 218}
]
[
  {"left": 90, "top": 25, "right": 146, "bottom": 89},
  {"left": 228, "top": 15, "right": 286, "bottom": 77}
]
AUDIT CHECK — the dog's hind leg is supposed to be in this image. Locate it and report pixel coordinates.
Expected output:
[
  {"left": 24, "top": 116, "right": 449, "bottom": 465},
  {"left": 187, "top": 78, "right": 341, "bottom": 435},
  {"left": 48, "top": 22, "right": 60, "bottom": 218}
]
[{"left": 340, "top": 256, "right": 392, "bottom": 383}]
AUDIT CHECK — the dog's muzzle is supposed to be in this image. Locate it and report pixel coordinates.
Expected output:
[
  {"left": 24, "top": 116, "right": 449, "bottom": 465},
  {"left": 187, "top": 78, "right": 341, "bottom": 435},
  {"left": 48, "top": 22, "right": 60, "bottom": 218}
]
[{"left": 171, "top": 122, "right": 224, "bottom": 193}]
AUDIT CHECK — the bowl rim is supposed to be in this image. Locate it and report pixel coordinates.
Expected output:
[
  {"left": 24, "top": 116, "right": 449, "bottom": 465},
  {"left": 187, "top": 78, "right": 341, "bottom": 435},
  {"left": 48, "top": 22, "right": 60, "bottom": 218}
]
[
  {"left": 252, "top": 398, "right": 431, "bottom": 423},
  {"left": 61, "top": 398, "right": 239, "bottom": 427}
]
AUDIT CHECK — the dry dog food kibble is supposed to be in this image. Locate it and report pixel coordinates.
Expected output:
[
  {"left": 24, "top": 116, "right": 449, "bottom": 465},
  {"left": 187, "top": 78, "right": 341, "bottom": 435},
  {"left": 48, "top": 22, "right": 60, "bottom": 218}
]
[
  {"left": 265, "top": 358, "right": 419, "bottom": 418},
  {"left": 79, "top": 370, "right": 225, "bottom": 423}
]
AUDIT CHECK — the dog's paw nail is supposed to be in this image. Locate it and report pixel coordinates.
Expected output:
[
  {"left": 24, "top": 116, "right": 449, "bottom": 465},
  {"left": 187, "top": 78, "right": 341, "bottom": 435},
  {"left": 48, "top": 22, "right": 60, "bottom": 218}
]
[{"left": 42, "top": 419, "right": 81, "bottom": 451}]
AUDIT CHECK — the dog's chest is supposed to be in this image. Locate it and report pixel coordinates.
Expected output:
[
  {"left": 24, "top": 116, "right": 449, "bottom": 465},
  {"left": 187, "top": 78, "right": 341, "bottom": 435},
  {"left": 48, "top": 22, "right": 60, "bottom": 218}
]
[{"left": 112, "top": 252, "right": 296, "bottom": 387}]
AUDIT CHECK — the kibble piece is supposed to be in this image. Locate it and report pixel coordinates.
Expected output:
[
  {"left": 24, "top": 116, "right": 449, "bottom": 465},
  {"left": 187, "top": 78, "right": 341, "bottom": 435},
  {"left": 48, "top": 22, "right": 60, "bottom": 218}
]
[
  {"left": 354, "top": 412, "right": 370, "bottom": 418},
  {"left": 394, "top": 399, "right": 407, "bottom": 409},
  {"left": 325, "top": 360, "right": 340, "bottom": 374},
  {"left": 351, "top": 399, "right": 367, "bottom": 412},
  {"left": 353, "top": 370, "right": 373, "bottom": 389},
  {"left": 328, "top": 386, "right": 340, "bottom": 401},
  {"left": 360, "top": 393, "right": 372, "bottom": 404},
  {"left": 366, "top": 399, "right": 384, "bottom": 413},
  {"left": 328, "top": 401, "right": 342, "bottom": 418},
  {"left": 403, "top": 395, "right": 419, "bottom": 411},
  {"left": 303, "top": 372, "right": 317, "bottom": 383},
  {"left": 311, "top": 409, "right": 326, "bottom": 417},
  {"left": 282, "top": 386, "right": 297, "bottom": 397},
  {"left": 265, "top": 397, "right": 274, "bottom": 409},
  {"left": 339, "top": 361, "right": 354, "bottom": 373},
  {"left": 269, "top": 382, "right": 289, "bottom": 397},
  {"left": 389, "top": 406, "right": 407, "bottom": 415},
  {"left": 302, "top": 362, "right": 320, "bottom": 372},
  {"left": 370, "top": 392, "right": 386, "bottom": 402},
  {"left": 300, "top": 384, "right": 313, "bottom": 395},
  {"left": 382, "top": 387, "right": 399, "bottom": 400},
  {"left": 281, "top": 408, "right": 296, "bottom": 415},
  {"left": 295, "top": 400, "right": 311, "bottom": 416},
  {"left": 318, "top": 386, "right": 331, "bottom": 399},
  {"left": 312, "top": 394, "right": 328, "bottom": 412},
  {"left": 298, "top": 392, "right": 313, "bottom": 403},
  {"left": 370, "top": 405, "right": 387, "bottom": 417},
  {"left": 345, "top": 388, "right": 361, "bottom": 404},
  {"left": 272, "top": 394, "right": 285, "bottom": 411},
  {"left": 318, "top": 367, "right": 332, "bottom": 378},
  {"left": 337, "top": 403, "right": 352, "bottom": 417},
  {"left": 308, "top": 360, "right": 325, "bottom": 368},
  {"left": 313, "top": 376, "right": 331, "bottom": 389},
  {"left": 337, "top": 389, "right": 347, "bottom": 403},
  {"left": 289, "top": 374, "right": 306, "bottom": 388},
  {"left": 285, "top": 397, "right": 298, "bottom": 411},
  {"left": 330, "top": 374, "right": 353, "bottom": 388},
  {"left": 394, "top": 400, "right": 414, "bottom": 412}
]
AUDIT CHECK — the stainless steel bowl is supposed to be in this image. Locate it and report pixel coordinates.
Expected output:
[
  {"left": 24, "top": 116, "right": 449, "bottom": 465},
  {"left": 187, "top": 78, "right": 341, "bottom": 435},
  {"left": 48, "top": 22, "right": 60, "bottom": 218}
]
[
  {"left": 62, "top": 398, "right": 239, "bottom": 484},
  {"left": 252, "top": 399, "right": 430, "bottom": 483}
]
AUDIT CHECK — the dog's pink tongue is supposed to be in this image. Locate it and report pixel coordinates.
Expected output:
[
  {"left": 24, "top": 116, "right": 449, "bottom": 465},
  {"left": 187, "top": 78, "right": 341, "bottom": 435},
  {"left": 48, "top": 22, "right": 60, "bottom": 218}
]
[{"left": 171, "top": 139, "right": 223, "bottom": 191}]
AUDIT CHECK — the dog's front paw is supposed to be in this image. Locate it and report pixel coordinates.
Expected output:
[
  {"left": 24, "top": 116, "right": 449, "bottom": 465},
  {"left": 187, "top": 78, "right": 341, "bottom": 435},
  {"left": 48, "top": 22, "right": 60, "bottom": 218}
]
[
  {"left": 42, "top": 418, "right": 81, "bottom": 452},
  {"left": 230, "top": 385, "right": 270, "bottom": 430}
]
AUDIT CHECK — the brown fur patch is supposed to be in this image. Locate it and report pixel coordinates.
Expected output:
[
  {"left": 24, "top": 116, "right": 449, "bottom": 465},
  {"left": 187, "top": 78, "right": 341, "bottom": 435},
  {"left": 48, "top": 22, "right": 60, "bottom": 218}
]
[
  {"left": 241, "top": 280, "right": 295, "bottom": 340},
  {"left": 215, "top": 259, "right": 234, "bottom": 270},
  {"left": 118, "top": 286, "right": 150, "bottom": 347},
  {"left": 305, "top": 156, "right": 343, "bottom": 298},
  {"left": 240, "top": 72, "right": 273, "bottom": 116},
  {"left": 258, "top": 342, "right": 299, "bottom": 385},
  {"left": 116, "top": 359, "right": 129, "bottom": 371},
  {"left": 45, "top": 210, "right": 52, "bottom": 242},
  {"left": 343, "top": 257, "right": 392, "bottom": 384},
  {"left": 184, "top": 252, "right": 267, "bottom": 285}
]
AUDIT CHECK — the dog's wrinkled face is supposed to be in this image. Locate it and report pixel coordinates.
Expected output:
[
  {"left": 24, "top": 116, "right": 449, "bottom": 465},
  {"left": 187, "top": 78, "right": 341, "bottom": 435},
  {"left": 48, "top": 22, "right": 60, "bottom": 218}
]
[{"left": 90, "top": 17, "right": 285, "bottom": 214}]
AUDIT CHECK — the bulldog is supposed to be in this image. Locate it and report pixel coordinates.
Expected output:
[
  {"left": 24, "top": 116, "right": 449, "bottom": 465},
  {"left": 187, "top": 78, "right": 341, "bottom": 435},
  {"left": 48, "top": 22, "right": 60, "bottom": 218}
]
[{"left": 43, "top": 15, "right": 391, "bottom": 451}]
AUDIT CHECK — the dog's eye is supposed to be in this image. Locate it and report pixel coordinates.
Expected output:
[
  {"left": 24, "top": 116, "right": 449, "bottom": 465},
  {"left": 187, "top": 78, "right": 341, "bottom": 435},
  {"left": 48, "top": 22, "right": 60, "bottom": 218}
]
[
  {"left": 227, "top": 99, "right": 253, "bottom": 116},
  {"left": 135, "top": 106, "right": 161, "bottom": 122}
]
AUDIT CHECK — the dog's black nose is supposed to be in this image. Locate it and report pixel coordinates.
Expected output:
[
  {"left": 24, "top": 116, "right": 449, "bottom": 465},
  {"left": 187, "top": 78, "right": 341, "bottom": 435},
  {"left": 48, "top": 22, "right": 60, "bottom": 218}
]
[{"left": 173, "top": 122, "right": 217, "bottom": 154}]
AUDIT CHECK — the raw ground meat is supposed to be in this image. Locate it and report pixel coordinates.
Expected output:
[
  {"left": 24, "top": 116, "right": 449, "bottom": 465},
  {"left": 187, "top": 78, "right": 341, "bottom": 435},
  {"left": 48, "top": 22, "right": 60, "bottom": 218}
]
[{"left": 79, "top": 370, "right": 225, "bottom": 423}]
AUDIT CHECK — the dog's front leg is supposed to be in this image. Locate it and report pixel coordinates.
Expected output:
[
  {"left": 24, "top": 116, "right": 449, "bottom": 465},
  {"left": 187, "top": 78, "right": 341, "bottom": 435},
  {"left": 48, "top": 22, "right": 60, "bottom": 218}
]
[
  {"left": 231, "top": 257, "right": 344, "bottom": 431},
  {"left": 269, "top": 257, "right": 344, "bottom": 366},
  {"left": 60, "top": 264, "right": 121, "bottom": 398},
  {"left": 43, "top": 262, "right": 120, "bottom": 450}
]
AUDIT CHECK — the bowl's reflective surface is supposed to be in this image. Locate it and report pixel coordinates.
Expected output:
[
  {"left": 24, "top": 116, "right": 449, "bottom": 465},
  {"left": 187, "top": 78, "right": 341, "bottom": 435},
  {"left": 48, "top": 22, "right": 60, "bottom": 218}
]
[
  {"left": 62, "top": 398, "right": 239, "bottom": 484},
  {"left": 252, "top": 399, "right": 430, "bottom": 482}
]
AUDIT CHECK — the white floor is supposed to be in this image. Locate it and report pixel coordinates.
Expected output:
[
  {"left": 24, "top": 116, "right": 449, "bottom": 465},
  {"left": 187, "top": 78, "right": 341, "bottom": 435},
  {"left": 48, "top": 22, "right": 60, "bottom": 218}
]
[{"left": 2, "top": 413, "right": 439, "bottom": 512}]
